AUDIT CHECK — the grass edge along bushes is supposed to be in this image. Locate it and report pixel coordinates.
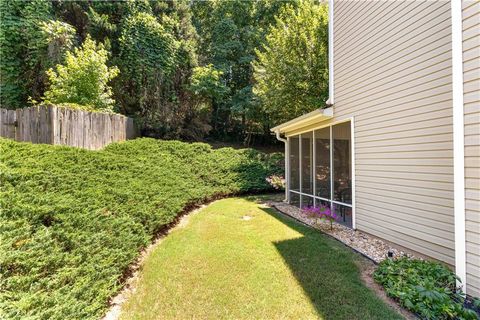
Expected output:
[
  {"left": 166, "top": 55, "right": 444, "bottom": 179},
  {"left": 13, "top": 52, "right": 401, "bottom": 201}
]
[
  {"left": 0, "top": 138, "right": 283, "bottom": 320},
  {"left": 374, "top": 257, "right": 479, "bottom": 320}
]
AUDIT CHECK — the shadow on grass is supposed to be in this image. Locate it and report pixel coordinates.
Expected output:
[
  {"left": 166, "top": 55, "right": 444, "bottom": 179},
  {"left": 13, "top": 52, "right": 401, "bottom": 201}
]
[{"left": 260, "top": 206, "right": 403, "bottom": 320}]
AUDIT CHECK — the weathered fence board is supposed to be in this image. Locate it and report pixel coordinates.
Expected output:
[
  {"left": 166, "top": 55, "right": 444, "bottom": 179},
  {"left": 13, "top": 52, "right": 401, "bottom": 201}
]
[
  {"left": 0, "top": 108, "right": 16, "bottom": 139},
  {"left": 0, "top": 105, "right": 137, "bottom": 150}
]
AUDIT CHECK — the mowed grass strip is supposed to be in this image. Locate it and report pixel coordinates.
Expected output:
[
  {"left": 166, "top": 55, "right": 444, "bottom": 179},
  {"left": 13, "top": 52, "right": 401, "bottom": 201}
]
[{"left": 120, "top": 197, "right": 403, "bottom": 320}]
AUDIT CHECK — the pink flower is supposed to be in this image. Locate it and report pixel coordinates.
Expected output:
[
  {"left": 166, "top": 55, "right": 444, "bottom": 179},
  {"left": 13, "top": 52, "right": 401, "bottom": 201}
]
[{"left": 302, "top": 204, "right": 338, "bottom": 230}]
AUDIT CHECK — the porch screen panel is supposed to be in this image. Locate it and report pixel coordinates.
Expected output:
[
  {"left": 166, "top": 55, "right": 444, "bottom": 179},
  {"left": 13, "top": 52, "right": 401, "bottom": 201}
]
[
  {"left": 333, "top": 122, "right": 352, "bottom": 204},
  {"left": 290, "top": 192, "right": 300, "bottom": 207},
  {"left": 301, "top": 132, "right": 313, "bottom": 195},
  {"left": 301, "top": 195, "right": 313, "bottom": 208},
  {"left": 290, "top": 136, "right": 300, "bottom": 192},
  {"left": 333, "top": 203, "right": 352, "bottom": 228},
  {"left": 314, "top": 127, "right": 330, "bottom": 199}
]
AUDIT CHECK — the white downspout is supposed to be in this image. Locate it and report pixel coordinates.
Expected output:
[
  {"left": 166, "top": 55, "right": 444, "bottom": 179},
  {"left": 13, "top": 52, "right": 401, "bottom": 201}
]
[
  {"left": 451, "top": 0, "right": 466, "bottom": 291},
  {"left": 326, "top": 0, "right": 334, "bottom": 106},
  {"left": 274, "top": 130, "right": 288, "bottom": 202}
]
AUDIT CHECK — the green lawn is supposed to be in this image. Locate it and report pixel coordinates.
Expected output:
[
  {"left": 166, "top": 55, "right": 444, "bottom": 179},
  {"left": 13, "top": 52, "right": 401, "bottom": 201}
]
[{"left": 120, "top": 197, "right": 403, "bottom": 320}]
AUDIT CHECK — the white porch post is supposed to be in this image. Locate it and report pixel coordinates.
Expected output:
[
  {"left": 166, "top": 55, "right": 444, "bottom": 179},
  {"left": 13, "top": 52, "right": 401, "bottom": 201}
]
[
  {"left": 274, "top": 130, "right": 289, "bottom": 203},
  {"left": 286, "top": 137, "right": 290, "bottom": 203},
  {"left": 299, "top": 134, "right": 303, "bottom": 207}
]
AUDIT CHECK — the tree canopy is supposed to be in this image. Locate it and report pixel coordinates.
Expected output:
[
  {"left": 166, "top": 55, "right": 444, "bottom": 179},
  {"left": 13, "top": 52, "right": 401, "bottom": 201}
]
[
  {"left": 0, "top": 0, "right": 328, "bottom": 143},
  {"left": 254, "top": 1, "right": 329, "bottom": 125}
]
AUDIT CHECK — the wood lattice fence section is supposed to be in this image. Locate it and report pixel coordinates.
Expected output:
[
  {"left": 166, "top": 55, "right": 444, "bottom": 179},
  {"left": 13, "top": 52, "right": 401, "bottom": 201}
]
[{"left": 0, "top": 105, "right": 137, "bottom": 150}]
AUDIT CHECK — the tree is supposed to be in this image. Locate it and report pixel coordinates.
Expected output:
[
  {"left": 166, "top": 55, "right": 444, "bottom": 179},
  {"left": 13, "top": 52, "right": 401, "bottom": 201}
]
[
  {"left": 1, "top": 0, "right": 321, "bottom": 142},
  {"left": 0, "top": 0, "right": 74, "bottom": 108},
  {"left": 43, "top": 36, "right": 119, "bottom": 111},
  {"left": 188, "top": 65, "right": 228, "bottom": 105},
  {"left": 50, "top": 0, "right": 206, "bottom": 139},
  {"left": 192, "top": 0, "right": 294, "bottom": 141},
  {"left": 253, "top": 1, "right": 329, "bottom": 125},
  {"left": 118, "top": 11, "right": 178, "bottom": 112}
]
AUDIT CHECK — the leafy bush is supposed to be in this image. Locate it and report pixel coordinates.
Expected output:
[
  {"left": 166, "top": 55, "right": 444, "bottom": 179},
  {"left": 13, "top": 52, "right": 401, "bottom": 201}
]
[
  {"left": 0, "top": 138, "right": 283, "bottom": 320},
  {"left": 43, "top": 36, "right": 119, "bottom": 112},
  {"left": 374, "top": 258, "right": 479, "bottom": 320}
]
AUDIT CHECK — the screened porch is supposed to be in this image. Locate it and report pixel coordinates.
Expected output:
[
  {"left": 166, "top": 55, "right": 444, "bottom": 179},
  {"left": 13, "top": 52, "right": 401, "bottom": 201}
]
[{"left": 287, "top": 120, "right": 353, "bottom": 228}]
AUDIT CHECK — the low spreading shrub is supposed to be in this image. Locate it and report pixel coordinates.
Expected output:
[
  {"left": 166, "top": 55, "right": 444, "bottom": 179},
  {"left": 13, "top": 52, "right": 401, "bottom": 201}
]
[
  {"left": 374, "top": 257, "right": 479, "bottom": 320},
  {"left": 0, "top": 138, "right": 283, "bottom": 320}
]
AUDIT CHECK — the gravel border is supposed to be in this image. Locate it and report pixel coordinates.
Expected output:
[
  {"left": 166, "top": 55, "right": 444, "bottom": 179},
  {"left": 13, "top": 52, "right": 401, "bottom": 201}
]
[{"left": 266, "top": 200, "right": 417, "bottom": 263}]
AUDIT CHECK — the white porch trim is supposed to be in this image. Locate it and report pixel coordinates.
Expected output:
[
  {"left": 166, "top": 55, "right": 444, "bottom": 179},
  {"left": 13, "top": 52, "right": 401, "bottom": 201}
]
[{"left": 271, "top": 107, "right": 333, "bottom": 134}]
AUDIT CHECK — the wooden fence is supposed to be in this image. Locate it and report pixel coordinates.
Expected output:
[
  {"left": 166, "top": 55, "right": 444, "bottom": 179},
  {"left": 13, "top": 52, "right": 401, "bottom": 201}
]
[{"left": 0, "top": 105, "right": 137, "bottom": 150}]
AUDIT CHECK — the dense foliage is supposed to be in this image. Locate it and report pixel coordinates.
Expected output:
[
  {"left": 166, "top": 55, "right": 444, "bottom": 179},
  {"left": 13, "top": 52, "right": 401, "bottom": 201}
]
[
  {"left": 0, "top": 0, "right": 327, "bottom": 142},
  {"left": 0, "top": 0, "right": 72, "bottom": 108},
  {"left": 0, "top": 138, "right": 283, "bottom": 319},
  {"left": 374, "top": 258, "right": 479, "bottom": 320},
  {"left": 191, "top": 0, "right": 294, "bottom": 141},
  {"left": 254, "top": 1, "right": 329, "bottom": 124},
  {"left": 43, "top": 36, "right": 119, "bottom": 111}
]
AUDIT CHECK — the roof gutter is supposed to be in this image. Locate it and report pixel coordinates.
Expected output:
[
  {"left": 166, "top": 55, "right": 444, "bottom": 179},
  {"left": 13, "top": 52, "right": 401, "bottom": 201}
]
[{"left": 326, "top": 0, "right": 334, "bottom": 106}]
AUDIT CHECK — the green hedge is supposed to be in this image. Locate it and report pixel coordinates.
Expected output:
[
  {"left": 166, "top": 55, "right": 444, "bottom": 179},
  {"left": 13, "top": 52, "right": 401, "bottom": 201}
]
[{"left": 0, "top": 138, "right": 283, "bottom": 320}]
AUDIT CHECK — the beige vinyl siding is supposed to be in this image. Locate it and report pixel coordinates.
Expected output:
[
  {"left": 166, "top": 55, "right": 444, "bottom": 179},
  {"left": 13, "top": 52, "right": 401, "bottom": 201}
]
[
  {"left": 463, "top": 0, "right": 480, "bottom": 298},
  {"left": 333, "top": 1, "right": 455, "bottom": 265}
]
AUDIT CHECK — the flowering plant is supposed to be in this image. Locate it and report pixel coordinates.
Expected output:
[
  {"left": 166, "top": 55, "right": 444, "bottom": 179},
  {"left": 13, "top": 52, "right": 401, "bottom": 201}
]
[
  {"left": 266, "top": 175, "right": 285, "bottom": 190},
  {"left": 303, "top": 205, "right": 338, "bottom": 230}
]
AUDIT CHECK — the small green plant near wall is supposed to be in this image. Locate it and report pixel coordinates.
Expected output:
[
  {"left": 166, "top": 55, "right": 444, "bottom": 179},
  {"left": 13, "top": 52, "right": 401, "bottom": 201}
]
[{"left": 374, "top": 258, "right": 479, "bottom": 320}]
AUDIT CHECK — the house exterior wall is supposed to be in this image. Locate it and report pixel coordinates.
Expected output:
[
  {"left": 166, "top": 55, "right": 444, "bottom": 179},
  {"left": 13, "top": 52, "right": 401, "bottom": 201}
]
[
  {"left": 334, "top": 1, "right": 455, "bottom": 265},
  {"left": 462, "top": 0, "right": 480, "bottom": 298},
  {"left": 279, "top": 0, "right": 480, "bottom": 298},
  {"left": 330, "top": 1, "right": 456, "bottom": 265}
]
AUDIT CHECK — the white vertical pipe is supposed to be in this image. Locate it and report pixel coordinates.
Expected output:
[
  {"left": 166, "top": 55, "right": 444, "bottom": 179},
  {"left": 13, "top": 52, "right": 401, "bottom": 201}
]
[
  {"left": 451, "top": 0, "right": 466, "bottom": 290},
  {"left": 327, "top": 0, "right": 335, "bottom": 105}
]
